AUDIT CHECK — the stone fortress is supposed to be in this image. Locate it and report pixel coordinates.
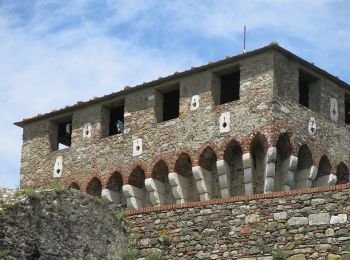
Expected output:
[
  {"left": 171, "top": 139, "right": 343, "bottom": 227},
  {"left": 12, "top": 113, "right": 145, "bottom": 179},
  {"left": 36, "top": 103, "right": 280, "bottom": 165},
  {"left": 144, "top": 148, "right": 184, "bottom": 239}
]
[{"left": 15, "top": 43, "right": 350, "bottom": 211}]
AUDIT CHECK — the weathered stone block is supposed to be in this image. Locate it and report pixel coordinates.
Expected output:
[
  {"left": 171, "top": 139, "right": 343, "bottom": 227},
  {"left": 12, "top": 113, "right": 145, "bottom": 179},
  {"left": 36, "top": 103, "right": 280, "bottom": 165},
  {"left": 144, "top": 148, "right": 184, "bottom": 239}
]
[
  {"left": 145, "top": 178, "right": 165, "bottom": 193},
  {"left": 101, "top": 189, "right": 120, "bottom": 204},
  {"left": 287, "top": 217, "right": 308, "bottom": 226},
  {"left": 265, "top": 163, "right": 276, "bottom": 178},
  {"left": 264, "top": 177, "right": 274, "bottom": 193},
  {"left": 245, "top": 213, "right": 260, "bottom": 224},
  {"left": 218, "top": 174, "right": 229, "bottom": 189},
  {"left": 192, "top": 166, "right": 212, "bottom": 182},
  {"left": 122, "top": 184, "right": 144, "bottom": 200},
  {"left": 168, "top": 172, "right": 190, "bottom": 188},
  {"left": 288, "top": 254, "right": 306, "bottom": 260},
  {"left": 200, "top": 193, "right": 211, "bottom": 201},
  {"left": 244, "top": 183, "right": 253, "bottom": 195},
  {"left": 244, "top": 168, "right": 252, "bottom": 183},
  {"left": 330, "top": 214, "right": 347, "bottom": 224},
  {"left": 327, "top": 254, "right": 341, "bottom": 260},
  {"left": 216, "top": 160, "right": 230, "bottom": 175},
  {"left": 309, "top": 213, "right": 330, "bottom": 226},
  {"left": 196, "top": 179, "right": 212, "bottom": 194},
  {"left": 242, "top": 153, "right": 253, "bottom": 169},
  {"left": 265, "top": 147, "right": 276, "bottom": 163},
  {"left": 274, "top": 211, "right": 287, "bottom": 220},
  {"left": 280, "top": 155, "right": 298, "bottom": 172},
  {"left": 313, "top": 174, "right": 337, "bottom": 187},
  {"left": 149, "top": 190, "right": 165, "bottom": 205}
]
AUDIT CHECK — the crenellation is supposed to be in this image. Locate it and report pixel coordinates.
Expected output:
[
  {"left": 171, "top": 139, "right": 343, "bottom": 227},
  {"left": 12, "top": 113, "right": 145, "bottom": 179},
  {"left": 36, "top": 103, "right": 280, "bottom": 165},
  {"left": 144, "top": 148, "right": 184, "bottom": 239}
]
[{"left": 14, "top": 44, "right": 350, "bottom": 211}]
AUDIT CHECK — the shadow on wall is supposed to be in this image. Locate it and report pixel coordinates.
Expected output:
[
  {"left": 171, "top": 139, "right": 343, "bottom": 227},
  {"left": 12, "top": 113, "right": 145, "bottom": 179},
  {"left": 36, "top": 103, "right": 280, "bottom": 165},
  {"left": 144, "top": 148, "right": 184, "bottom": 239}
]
[{"left": 67, "top": 133, "right": 350, "bottom": 210}]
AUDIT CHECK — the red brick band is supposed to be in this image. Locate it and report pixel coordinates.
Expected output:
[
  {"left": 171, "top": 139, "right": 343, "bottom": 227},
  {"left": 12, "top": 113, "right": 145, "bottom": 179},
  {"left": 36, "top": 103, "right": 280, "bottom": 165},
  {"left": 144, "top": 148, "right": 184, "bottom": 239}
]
[{"left": 126, "top": 183, "right": 350, "bottom": 216}]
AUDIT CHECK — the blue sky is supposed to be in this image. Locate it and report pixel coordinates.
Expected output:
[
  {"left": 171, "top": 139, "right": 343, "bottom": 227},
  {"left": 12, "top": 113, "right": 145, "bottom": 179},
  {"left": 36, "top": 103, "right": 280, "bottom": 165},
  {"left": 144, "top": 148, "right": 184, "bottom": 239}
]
[{"left": 0, "top": 0, "right": 349, "bottom": 188}]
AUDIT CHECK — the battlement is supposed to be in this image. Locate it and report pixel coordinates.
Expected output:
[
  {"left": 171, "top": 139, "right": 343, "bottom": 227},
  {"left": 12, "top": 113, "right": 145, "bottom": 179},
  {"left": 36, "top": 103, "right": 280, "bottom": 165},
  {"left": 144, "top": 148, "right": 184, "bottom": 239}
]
[{"left": 15, "top": 44, "right": 350, "bottom": 210}]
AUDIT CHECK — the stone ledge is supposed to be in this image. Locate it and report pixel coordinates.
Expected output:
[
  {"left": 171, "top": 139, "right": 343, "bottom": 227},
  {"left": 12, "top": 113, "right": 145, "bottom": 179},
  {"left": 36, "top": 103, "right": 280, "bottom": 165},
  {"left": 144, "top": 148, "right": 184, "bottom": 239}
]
[{"left": 126, "top": 183, "right": 350, "bottom": 216}]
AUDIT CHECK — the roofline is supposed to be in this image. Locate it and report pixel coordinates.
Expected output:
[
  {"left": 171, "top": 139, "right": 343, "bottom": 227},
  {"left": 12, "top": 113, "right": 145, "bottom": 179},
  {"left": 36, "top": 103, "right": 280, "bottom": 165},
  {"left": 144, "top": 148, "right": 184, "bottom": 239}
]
[{"left": 14, "top": 43, "right": 350, "bottom": 127}]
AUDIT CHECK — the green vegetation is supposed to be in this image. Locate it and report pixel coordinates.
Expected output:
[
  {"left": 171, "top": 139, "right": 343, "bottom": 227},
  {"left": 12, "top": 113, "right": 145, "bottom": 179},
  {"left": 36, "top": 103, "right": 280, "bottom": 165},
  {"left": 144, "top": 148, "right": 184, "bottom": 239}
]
[
  {"left": 14, "top": 187, "right": 38, "bottom": 199},
  {"left": 49, "top": 183, "right": 65, "bottom": 193},
  {"left": 145, "top": 250, "right": 163, "bottom": 260},
  {"left": 91, "top": 196, "right": 103, "bottom": 204},
  {"left": 273, "top": 247, "right": 288, "bottom": 260},
  {"left": 159, "top": 234, "right": 171, "bottom": 247},
  {"left": 115, "top": 210, "right": 126, "bottom": 221},
  {"left": 122, "top": 248, "right": 138, "bottom": 260},
  {"left": 0, "top": 247, "right": 9, "bottom": 257},
  {"left": 158, "top": 230, "right": 171, "bottom": 247}
]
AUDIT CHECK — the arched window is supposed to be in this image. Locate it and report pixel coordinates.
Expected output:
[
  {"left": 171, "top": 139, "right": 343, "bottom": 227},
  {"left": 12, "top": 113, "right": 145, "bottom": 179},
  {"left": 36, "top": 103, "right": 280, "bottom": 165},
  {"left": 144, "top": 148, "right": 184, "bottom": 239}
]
[
  {"left": 128, "top": 166, "right": 150, "bottom": 207},
  {"left": 198, "top": 147, "right": 220, "bottom": 198},
  {"left": 275, "top": 133, "right": 292, "bottom": 191},
  {"left": 336, "top": 162, "right": 349, "bottom": 184},
  {"left": 86, "top": 177, "right": 102, "bottom": 197},
  {"left": 175, "top": 153, "right": 199, "bottom": 202},
  {"left": 250, "top": 134, "right": 268, "bottom": 194},
  {"left": 317, "top": 155, "right": 332, "bottom": 178},
  {"left": 294, "top": 144, "right": 314, "bottom": 189},
  {"left": 312, "top": 155, "right": 332, "bottom": 187},
  {"left": 223, "top": 140, "right": 244, "bottom": 196},
  {"left": 68, "top": 182, "right": 80, "bottom": 190},
  {"left": 151, "top": 160, "right": 175, "bottom": 204},
  {"left": 106, "top": 171, "right": 125, "bottom": 205},
  {"left": 297, "top": 145, "right": 313, "bottom": 171}
]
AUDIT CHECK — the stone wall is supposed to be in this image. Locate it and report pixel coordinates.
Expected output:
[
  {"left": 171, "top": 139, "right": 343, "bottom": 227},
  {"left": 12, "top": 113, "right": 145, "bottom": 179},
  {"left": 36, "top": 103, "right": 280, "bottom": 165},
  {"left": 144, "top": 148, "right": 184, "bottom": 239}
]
[
  {"left": 125, "top": 184, "right": 350, "bottom": 259},
  {"left": 19, "top": 51, "right": 276, "bottom": 191},
  {"left": 16, "top": 45, "right": 350, "bottom": 211},
  {"left": 0, "top": 189, "right": 126, "bottom": 259}
]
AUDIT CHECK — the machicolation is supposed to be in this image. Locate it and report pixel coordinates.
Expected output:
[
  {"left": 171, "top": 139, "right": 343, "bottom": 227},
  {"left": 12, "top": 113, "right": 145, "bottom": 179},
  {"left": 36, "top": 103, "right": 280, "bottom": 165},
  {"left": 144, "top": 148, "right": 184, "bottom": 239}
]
[{"left": 15, "top": 43, "right": 350, "bottom": 212}]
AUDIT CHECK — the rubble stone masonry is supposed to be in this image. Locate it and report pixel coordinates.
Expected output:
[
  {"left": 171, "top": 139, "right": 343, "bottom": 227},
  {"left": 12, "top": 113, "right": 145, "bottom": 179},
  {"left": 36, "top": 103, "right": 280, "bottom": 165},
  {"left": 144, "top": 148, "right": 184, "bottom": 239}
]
[
  {"left": 15, "top": 44, "right": 350, "bottom": 210},
  {"left": 125, "top": 185, "right": 350, "bottom": 259}
]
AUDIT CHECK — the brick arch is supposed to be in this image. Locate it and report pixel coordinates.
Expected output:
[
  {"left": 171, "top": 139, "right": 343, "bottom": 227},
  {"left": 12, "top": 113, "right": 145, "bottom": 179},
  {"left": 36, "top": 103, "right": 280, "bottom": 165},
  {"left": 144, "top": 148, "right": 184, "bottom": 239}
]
[
  {"left": 82, "top": 174, "right": 104, "bottom": 193},
  {"left": 129, "top": 161, "right": 149, "bottom": 179},
  {"left": 336, "top": 162, "right": 350, "bottom": 184},
  {"left": 105, "top": 171, "right": 124, "bottom": 192},
  {"left": 250, "top": 133, "right": 268, "bottom": 195},
  {"left": 295, "top": 142, "right": 327, "bottom": 168},
  {"left": 223, "top": 138, "right": 242, "bottom": 161},
  {"left": 68, "top": 182, "right": 80, "bottom": 190},
  {"left": 197, "top": 146, "right": 218, "bottom": 171},
  {"left": 64, "top": 176, "right": 81, "bottom": 189},
  {"left": 240, "top": 132, "right": 270, "bottom": 153},
  {"left": 195, "top": 142, "right": 221, "bottom": 164},
  {"left": 296, "top": 144, "right": 313, "bottom": 170},
  {"left": 275, "top": 132, "right": 293, "bottom": 161},
  {"left": 250, "top": 133, "right": 268, "bottom": 155},
  {"left": 103, "top": 165, "right": 127, "bottom": 187},
  {"left": 128, "top": 165, "right": 146, "bottom": 189},
  {"left": 317, "top": 155, "right": 332, "bottom": 178},
  {"left": 91, "top": 162, "right": 128, "bottom": 187},
  {"left": 85, "top": 176, "right": 103, "bottom": 197},
  {"left": 150, "top": 158, "right": 170, "bottom": 182},
  {"left": 174, "top": 152, "right": 194, "bottom": 177},
  {"left": 150, "top": 157, "right": 171, "bottom": 174}
]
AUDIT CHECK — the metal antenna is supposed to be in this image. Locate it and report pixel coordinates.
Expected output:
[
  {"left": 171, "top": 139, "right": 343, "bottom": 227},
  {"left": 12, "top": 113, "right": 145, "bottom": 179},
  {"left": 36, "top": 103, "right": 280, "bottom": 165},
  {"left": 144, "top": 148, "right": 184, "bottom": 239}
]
[{"left": 243, "top": 25, "right": 247, "bottom": 53}]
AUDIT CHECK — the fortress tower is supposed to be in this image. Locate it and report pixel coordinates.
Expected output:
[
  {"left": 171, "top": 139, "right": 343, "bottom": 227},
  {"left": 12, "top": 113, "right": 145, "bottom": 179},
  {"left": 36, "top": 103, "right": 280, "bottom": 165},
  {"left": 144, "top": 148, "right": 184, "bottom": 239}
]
[{"left": 15, "top": 43, "right": 350, "bottom": 210}]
